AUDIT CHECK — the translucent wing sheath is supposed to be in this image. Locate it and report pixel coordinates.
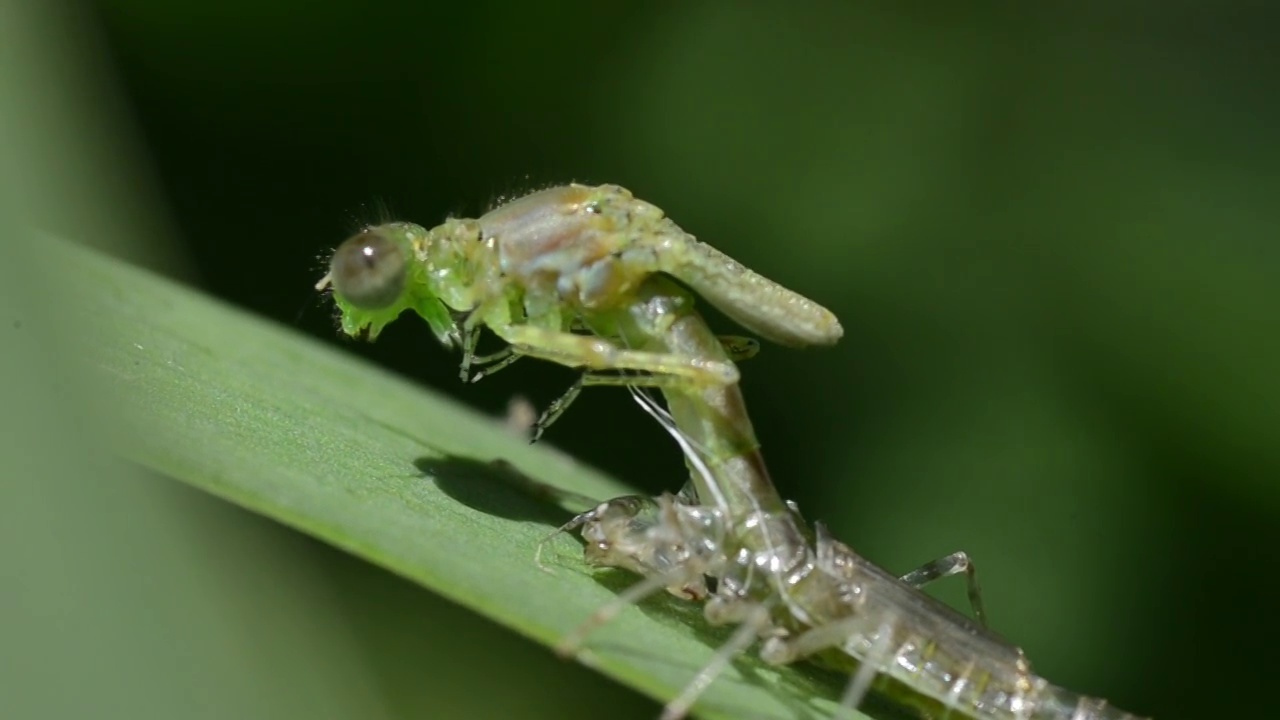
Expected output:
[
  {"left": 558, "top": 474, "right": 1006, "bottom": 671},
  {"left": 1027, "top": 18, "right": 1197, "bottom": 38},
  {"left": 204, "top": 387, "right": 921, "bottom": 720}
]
[{"left": 477, "top": 184, "right": 843, "bottom": 348}]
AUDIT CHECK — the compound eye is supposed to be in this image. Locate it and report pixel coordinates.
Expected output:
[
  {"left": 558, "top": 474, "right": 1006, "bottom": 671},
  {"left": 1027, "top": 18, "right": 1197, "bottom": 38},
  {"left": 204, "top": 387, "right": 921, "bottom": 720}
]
[{"left": 328, "top": 229, "right": 407, "bottom": 309}]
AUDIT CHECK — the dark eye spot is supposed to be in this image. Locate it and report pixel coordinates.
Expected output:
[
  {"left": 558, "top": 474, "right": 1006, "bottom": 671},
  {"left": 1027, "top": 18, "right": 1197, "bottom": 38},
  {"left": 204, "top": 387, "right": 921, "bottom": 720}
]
[{"left": 328, "top": 229, "right": 407, "bottom": 310}]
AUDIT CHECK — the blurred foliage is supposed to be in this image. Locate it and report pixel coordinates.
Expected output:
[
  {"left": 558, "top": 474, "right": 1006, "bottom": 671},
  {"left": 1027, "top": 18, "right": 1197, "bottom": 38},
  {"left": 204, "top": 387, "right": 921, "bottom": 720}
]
[{"left": 5, "top": 0, "right": 1278, "bottom": 718}]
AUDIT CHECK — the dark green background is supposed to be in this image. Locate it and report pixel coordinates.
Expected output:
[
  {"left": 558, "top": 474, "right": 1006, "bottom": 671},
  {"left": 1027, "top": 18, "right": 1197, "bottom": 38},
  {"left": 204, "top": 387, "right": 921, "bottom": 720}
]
[{"left": 11, "top": 2, "right": 1279, "bottom": 719}]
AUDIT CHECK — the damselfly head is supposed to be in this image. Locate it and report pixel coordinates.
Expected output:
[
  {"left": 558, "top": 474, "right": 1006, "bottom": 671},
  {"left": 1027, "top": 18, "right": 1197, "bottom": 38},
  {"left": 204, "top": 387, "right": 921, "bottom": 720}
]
[{"left": 318, "top": 222, "right": 460, "bottom": 345}]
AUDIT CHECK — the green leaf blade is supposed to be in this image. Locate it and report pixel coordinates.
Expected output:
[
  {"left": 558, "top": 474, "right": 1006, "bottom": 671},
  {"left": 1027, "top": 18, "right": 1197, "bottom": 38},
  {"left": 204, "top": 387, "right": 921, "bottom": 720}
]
[{"left": 47, "top": 235, "right": 863, "bottom": 720}]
